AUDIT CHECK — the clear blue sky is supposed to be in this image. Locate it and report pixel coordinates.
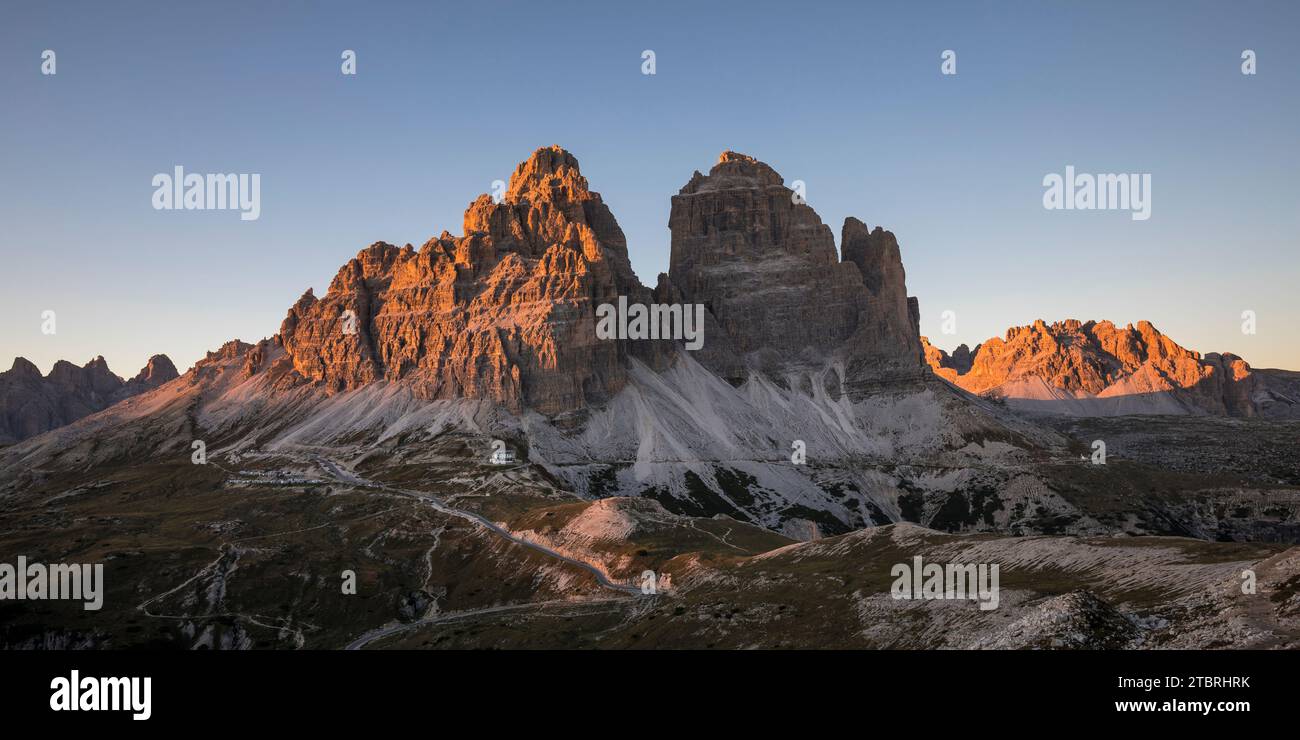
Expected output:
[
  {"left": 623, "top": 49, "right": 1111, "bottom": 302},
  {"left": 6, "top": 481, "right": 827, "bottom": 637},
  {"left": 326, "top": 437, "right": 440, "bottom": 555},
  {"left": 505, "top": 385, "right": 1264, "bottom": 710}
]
[{"left": 3, "top": 0, "right": 1298, "bottom": 377}]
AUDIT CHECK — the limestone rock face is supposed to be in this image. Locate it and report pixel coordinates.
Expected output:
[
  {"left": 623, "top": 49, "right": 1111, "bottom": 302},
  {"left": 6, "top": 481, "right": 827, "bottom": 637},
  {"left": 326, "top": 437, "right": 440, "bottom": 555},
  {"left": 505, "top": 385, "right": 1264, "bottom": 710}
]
[
  {"left": 277, "top": 146, "right": 661, "bottom": 416},
  {"left": 0, "top": 354, "right": 178, "bottom": 443},
  {"left": 923, "top": 320, "right": 1300, "bottom": 417},
  {"left": 666, "top": 151, "right": 925, "bottom": 386},
  {"left": 924, "top": 339, "right": 977, "bottom": 381},
  {"left": 839, "top": 217, "right": 927, "bottom": 383},
  {"left": 269, "top": 147, "right": 929, "bottom": 418}
]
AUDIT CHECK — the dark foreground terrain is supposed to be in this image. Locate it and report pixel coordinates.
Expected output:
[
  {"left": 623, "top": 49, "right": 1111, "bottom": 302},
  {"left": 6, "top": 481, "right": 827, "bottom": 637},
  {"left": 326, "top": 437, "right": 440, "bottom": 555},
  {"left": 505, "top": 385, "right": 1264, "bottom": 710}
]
[{"left": 3, "top": 418, "right": 1299, "bottom": 650}]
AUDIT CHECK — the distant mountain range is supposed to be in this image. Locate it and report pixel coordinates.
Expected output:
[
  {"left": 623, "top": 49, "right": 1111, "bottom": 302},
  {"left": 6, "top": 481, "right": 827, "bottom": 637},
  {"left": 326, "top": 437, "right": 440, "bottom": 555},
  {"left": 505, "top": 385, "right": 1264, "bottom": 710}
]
[
  {"left": 923, "top": 319, "right": 1300, "bottom": 418},
  {"left": 0, "top": 354, "right": 177, "bottom": 443}
]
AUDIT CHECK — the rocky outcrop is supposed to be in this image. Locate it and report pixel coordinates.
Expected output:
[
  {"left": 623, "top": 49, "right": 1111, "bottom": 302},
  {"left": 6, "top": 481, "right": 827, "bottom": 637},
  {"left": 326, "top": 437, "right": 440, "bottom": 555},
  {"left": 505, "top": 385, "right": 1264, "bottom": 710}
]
[
  {"left": 838, "top": 217, "right": 928, "bottom": 385},
  {"left": 277, "top": 146, "right": 665, "bottom": 417},
  {"left": 0, "top": 354, "right": 178, "bottom": 443},
  {"left": 123, "top": 354, "right": 179, "bottom": 395},
  {"left": 924, "top": 339, "right": 976, "bottom": 378},
  {"left": 665, "top": 151, "right": 925, "bottom": 387},
  {"left": 923, "top": 320, "right": 1300, "bottom": 417}
]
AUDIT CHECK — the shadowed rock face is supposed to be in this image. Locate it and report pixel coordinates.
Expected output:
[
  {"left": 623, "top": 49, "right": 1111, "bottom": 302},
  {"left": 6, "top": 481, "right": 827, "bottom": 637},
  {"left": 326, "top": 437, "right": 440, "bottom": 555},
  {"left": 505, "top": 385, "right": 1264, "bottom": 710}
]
[
  {"left": 0, "top": 354, "right": 178, "bottom": 443},
  {"left": 839, "top": 217, "right": 928, "bottom": 386},
  {"left": 277, "top": 146, "right": 664, "bottom": 417},
  {"left": 123, "top": 354, "right": 179, "bottom": 395},
  {"left": 666, "top": 151, "right": 925, "bottom": 386},
  {"left": 923, "top": 320, "right": 1300, "bottom": 417}
]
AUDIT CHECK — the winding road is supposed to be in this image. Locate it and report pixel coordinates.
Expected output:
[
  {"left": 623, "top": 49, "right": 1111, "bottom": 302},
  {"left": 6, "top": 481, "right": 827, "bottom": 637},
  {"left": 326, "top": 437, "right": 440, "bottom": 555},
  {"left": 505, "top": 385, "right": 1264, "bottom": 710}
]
[
  {"left": 311, "top": 454, "right": 642, "bottom": 648},
  {"left": 314, "top": 455, "right": 638, "bottom": 594}
]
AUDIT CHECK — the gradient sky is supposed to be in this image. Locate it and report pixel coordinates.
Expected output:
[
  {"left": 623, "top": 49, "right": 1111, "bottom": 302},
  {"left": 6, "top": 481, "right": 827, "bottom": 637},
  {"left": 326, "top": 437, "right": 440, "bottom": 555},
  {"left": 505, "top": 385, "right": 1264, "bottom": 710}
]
[{"left": 3, "top": 0, "right": 1298, "bottom": 378}]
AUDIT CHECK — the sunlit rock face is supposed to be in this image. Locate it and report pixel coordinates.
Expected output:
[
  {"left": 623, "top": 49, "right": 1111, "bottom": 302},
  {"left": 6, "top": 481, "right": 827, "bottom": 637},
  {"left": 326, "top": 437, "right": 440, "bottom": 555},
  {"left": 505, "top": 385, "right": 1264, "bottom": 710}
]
[
  {"left": 278, "top": 146, "right": 664, "bottom": 417},
  {"left": 923, "top": 320, "right": 1300, "bottom": 417}
]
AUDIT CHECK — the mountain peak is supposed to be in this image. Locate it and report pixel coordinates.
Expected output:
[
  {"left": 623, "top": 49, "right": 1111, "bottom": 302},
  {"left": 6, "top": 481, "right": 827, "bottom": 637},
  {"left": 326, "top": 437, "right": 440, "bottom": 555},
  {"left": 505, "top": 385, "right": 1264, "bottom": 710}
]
[
  {"left": 83, "top": 355, "right": 112, "bottom": 372},
  {"left": 130, "top": 354, "right": 179, "bottom": 386},
  {"left": 683, "top": 150, "right": 784, "bottom": 193},
  {"left": 279, "top": 146, "right": 653, "bottom": 415},
  {"left": 505, "top": 145, "right": 588, "bottom": 203},
  {"left": 0, "top": 350, "right": 173, "bottom": 443},
  {"left": 717, "top": 150, "right": 758, "bottom": 165},
  {"left": 8, "top": 356, "right": 41, "bottom": 379},
  {"left": 667, "top": 151, "right": 924, "bottom": 383}
]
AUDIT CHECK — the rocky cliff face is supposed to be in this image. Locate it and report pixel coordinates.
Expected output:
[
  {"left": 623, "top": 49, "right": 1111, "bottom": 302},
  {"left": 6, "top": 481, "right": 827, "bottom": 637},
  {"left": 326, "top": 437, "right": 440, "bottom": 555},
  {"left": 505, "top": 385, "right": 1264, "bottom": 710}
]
[
  {"left": 923, "top": 319, "right": 1300, "bottom": 417},
  {"left": 838, "top": 217, "right": 927, "bottom": 386},
  {"left": 277, "top": 146, "right": 665, "bottom": 417},
  {"left": 665, "top": 151, "right": 925, "bottom": 387},
  {"left": 275, "top": 147, "right": 927, "bottom": 417},
  {"left": 0, "top": 354, "right": 178, "bottom": 443}
]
